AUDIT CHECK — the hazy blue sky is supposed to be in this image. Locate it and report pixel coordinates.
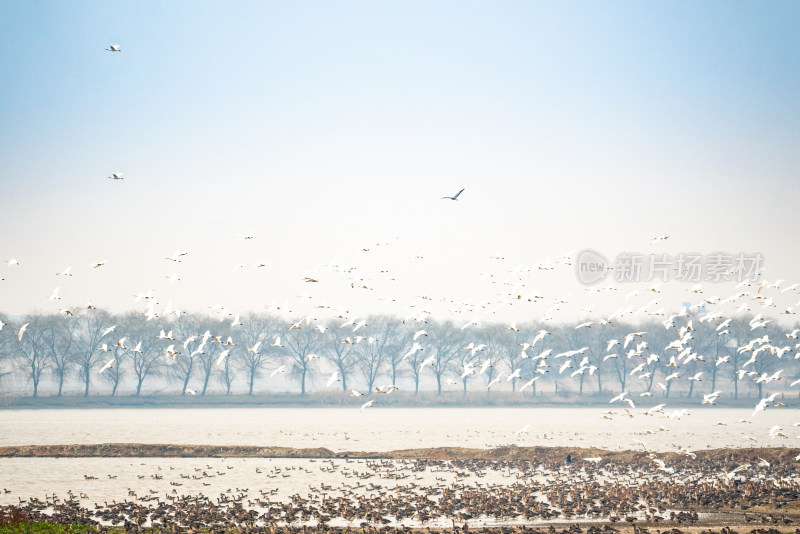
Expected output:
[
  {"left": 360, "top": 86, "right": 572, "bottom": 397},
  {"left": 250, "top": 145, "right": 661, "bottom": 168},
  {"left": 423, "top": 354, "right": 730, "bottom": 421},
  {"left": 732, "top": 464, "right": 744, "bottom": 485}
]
[{"left": 1, "top": 1, "right": 799, "bottom": 322}]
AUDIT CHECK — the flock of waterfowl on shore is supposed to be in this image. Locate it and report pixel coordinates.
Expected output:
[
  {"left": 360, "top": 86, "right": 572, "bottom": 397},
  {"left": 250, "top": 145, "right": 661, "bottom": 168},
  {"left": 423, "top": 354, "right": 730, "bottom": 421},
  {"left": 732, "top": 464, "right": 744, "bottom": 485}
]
[{"left": 4, "top": 452, "right": 800, "bottom": 531}]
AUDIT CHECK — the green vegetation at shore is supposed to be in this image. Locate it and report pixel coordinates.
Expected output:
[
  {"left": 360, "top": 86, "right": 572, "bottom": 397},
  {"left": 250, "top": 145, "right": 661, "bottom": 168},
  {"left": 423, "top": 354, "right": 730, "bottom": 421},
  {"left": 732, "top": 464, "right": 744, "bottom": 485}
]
[{"left": 0, "top": 523, "right": 99, "bottom": 533}]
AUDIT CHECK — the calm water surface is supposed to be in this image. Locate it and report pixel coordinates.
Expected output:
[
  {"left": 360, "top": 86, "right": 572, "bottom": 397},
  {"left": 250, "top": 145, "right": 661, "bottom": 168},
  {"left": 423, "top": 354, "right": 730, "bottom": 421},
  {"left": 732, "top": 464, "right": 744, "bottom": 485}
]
[{"left": 2, "top": 406, "right": 798, "bottom": 451}]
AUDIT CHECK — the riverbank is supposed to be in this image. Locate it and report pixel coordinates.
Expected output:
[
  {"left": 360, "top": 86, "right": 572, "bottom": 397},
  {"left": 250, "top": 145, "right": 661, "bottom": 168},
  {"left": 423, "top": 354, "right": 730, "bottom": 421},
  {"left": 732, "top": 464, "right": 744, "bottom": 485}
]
[
  {"left": 1, "top": 444, "right": 798, "bottom": 464},
  {"left": 1, "top": 391, "right": 794, "bottom": 410}
]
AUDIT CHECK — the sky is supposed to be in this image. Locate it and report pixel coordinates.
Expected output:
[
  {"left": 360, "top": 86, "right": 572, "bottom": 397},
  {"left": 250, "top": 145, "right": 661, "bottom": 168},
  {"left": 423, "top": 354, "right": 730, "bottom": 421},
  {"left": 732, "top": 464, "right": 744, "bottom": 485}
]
[{"left": 0, "top": 1, "right": 799, "bottom": 324}]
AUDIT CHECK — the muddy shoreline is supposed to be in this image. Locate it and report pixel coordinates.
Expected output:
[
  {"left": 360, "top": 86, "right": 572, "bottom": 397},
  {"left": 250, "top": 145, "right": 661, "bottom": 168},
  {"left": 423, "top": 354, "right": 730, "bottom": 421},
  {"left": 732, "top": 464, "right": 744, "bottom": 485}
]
[{"left": 1, "top": 443, "right": 798, "bottom": 463}]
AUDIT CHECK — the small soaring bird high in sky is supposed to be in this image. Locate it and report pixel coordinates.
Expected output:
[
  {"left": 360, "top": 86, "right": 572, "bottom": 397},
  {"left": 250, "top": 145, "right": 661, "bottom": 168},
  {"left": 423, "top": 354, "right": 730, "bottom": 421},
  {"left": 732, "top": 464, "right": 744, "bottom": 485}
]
[{"left": 441, "top": 188, "right": 464, "bottom": 201}]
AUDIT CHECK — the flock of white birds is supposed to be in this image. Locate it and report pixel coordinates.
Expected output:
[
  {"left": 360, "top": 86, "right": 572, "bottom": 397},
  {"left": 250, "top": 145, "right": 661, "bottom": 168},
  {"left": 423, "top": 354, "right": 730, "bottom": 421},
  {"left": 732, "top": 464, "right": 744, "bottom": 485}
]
[{"left": 2, "top": 44, "right": 799, "bottom": 455}]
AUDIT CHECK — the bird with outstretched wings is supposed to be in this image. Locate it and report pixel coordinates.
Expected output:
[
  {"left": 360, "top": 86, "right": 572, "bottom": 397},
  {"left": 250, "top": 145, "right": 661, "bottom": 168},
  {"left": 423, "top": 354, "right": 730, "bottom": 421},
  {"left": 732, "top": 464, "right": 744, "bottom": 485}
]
[{"left": 441, "top": 188, "right": 464, "bottom": 201}]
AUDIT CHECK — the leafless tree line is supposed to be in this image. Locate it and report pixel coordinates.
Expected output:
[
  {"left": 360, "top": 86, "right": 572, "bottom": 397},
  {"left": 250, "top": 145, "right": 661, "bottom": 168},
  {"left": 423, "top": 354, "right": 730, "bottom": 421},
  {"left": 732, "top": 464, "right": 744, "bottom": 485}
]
[{"left": 0, "top": 309, "right": 796, "bottom": 400}]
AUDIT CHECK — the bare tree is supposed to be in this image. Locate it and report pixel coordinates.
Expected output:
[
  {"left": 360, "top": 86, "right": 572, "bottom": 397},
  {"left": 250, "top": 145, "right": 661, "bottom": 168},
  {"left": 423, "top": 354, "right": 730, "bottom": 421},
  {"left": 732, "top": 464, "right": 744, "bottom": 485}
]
[
  {"left": 197, "top": 341, "right": 225, "bottom": 395},
  {"left": 42, "top": 314, "right": 79, "bottom": 397},
  {"left": 608, "top": 323, "right": 637, "bottom": 394},
  {"left": 746, "top": 322, "right": 781, "bottom": 398},
  {"left": 704, "top": 326, "right": 729, "bottom": 394},
  {"left": 216, "top": 346, "right": 238, "bottom": 395},
  {"left": 721, "top": 316, "right": 752, "bottom": 399},
  {"left": 638, "top": 323, "right": 673, "bottom": 394},
  {"left": 355, "top": 316, "right": 403, "bottom": 392},
  {"left": 403, "top": 344, "right": 428, "bottom": 394},
  {"left": 496, "top": 325, "right": 528, "bottom": 394},
  {"left": 100, "top": 344, "right": 127, "bottom": 396},
  {"left": 172, "top": 315, "right": 204, "bottom": 395},
  {"left": 381, "top": 321, "right": 409, "bottom": 388},
  {"left": 284, "top": 322, "right": 324, "bottom": 395},
  {"left": 0, "top": 316, "right": 15, "bottom": 386},
  {"left": 124, "top": 313, "right": 165, "bottom": 395},
  {"left": 456, "top": 326, "right": 486, "bottom": 393},
  {"left": 558, "top": 325, "right": 592, "bottom": 395},
  {"left": 483, "top": 331, "right": 508, "bottom": 395},
  {"left": 575, "top": 321, "right": 611, "bottom": 395},
  {"left": 74, "top": 309, "right": 114, "bottom": 397},
  {"left": 196, "top": 319, "right": 235, "bottom": 395},
  {"left": 13, "top": 314, "right": 51, "bottom": 397},
  {"left": 321, "top": 324, "right": 357, "bottom": 392},
  {"left": 238, "top": 313, "right": 277, "bottom": 395},
  {"left": 427, "top": 321, "right": 463, "bottom": 394}
]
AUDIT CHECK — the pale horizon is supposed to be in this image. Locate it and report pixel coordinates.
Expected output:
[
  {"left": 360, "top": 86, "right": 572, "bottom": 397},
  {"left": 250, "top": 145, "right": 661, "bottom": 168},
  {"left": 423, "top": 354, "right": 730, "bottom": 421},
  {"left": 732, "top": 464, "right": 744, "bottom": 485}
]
[{"left": 1, "top": 1, "right": 798, "bottom": 326}]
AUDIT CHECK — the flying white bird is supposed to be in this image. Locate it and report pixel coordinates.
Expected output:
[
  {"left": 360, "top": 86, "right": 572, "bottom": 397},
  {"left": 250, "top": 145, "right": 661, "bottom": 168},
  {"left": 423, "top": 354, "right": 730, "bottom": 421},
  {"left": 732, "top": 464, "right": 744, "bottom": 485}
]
[
  {"left": 519, "top": 376, "right": 539, "bottom": 392},
  {"left": 531, "top": 330, "right": 549, "bottom": 347},
  {"left": 609, "top": 392, "right": 628, "bottom": 404},
  {"left": 753, "top": 393, "right": 778, "bottom": 417},
  {"left": 165, "top": 249, "right": 188, "bottom": 262},
  {"left": 460, "top": 365, "right": 476, "bottom": 379},
  {"left": 652, "top": 457, "right": 675, "bottom": 474},
  {"left": 487, "top": 373, "right": 504, "bottom": 389},
  {"left": 215, "top": 350, "right": 230, "bottom": 368},
  {"left": 402, "top": 343, "right": 422, "bottom": 360},
  {"left": 419, "top": 355, "right": 435, "bottom": 372},
  {"left": 769, "top": 425, "right": 787, "bottom": 439},
  {"left": 101, "top": 325, "right": 117, "bottom": 338},
  {"left": 326, "top": 371, "right": 340, "bottom": 388},
  {"left": 441, "top": 188, "right": 465, "bottom": 201}
]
